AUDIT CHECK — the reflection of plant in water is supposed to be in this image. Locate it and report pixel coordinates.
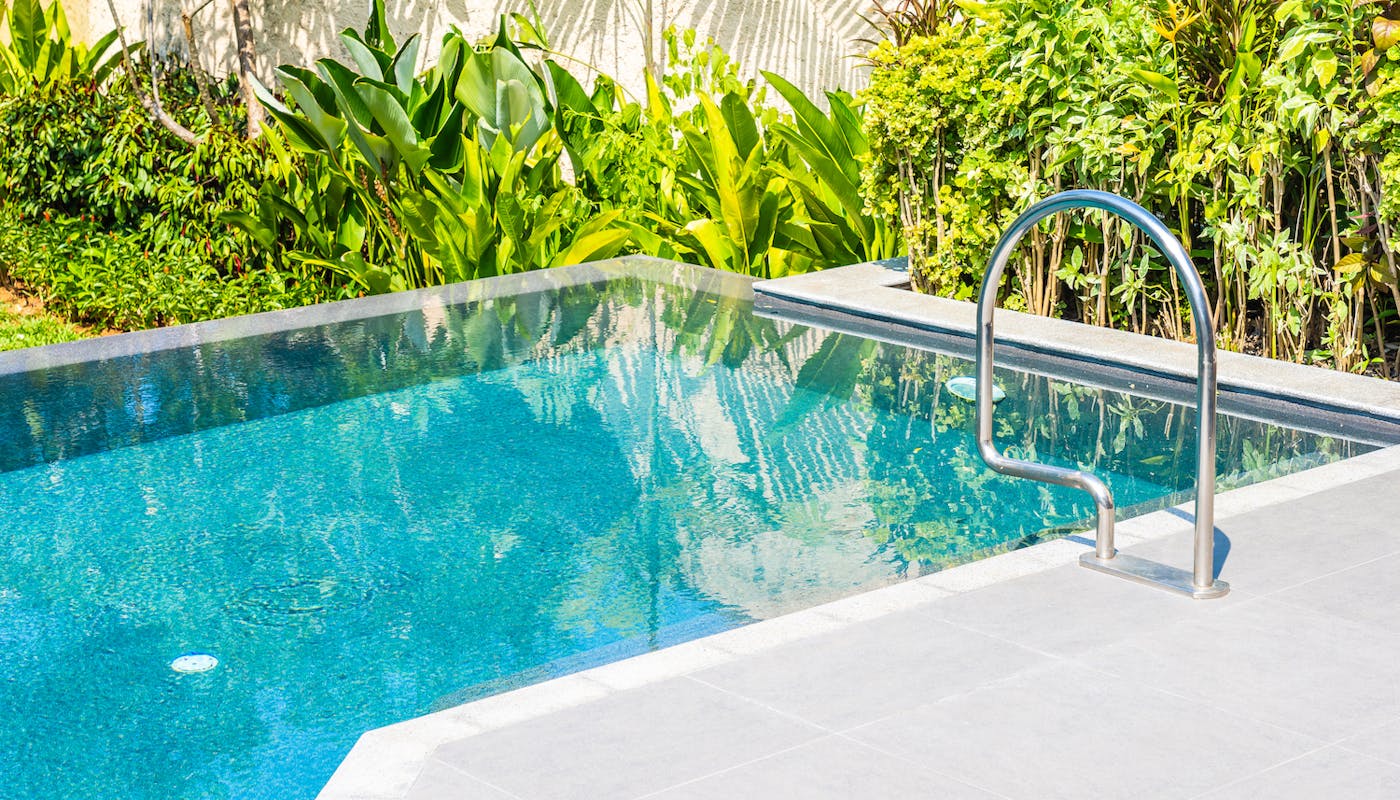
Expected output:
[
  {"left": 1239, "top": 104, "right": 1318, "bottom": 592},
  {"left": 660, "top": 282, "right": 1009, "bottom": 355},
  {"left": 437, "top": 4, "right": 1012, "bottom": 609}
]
[{"left": 807, "top": 336, "right": 1372, "bottom": 569}]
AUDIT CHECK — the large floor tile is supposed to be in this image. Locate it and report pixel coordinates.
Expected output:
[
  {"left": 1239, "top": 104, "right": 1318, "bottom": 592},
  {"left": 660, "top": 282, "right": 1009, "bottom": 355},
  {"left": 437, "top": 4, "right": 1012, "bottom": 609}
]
[
  {"left": 929, "top": 560, "right": 1252, "bottom": 658},
  {"left": 1340, "top": 717, "right": 1400, "bottom": 766},
  {"left": 691, "top": 607, "right": 1050, "bottom": 731},
  {"left": 1126, "top": 476, "right": 1400, "bottom": 596},
  {"left": 1196, "top": 746, "right": 1400, "bottom": 800},
  {"left": 850, "top": 661, "right": 1319, "bottom": 800},
  {"left": 1077, "top": 598, "right": 1400, "bottom": 740},
  {"left": 1270, "top": 552, "right": 1400, "bottom": 628},
  {"left": 647, "top": 735, "right": 1002, "bottom": 800},
  {"left": 407, "top": 760, "right": 522, "bottom": 800},
  {"left": 428, "top": 678, "right": 824, "bottom": 800}
]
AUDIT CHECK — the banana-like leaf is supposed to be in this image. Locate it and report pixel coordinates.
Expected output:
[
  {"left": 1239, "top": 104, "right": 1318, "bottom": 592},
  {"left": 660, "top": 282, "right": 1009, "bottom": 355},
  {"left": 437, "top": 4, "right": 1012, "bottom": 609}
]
[
  {"left": 338, "top": 28, "right": 389, "bottom": 81},
  {"left": 363, "top": 0, "right": 396, "bottom": 52},
  {"left": 8, "top": 0, "right": 44, "bottom": 69},
  {"left": 317, "top": 59, "right": 375, "bottom": 127},
  {"left": 427, "top": 106, "right": 468, "bottom": 171},
  {"left": 278, "top": 66, "right": 347, "bottom": 152},
  {"left": 356, "top": 77, "right": 432, "bottom": 173},
  {"left": 681, "top": 218, "right": 741, "bottom": 271},
  {"left": 719, "top": 92, "right": 760, "bottom": 159},
  {"left": 549, "top": 212, "right": 630, "bottom": 266},
  {"left": 762, "top": 71, "right": 850, "bottom": 166},
  {"left": 388, "top": 33, "right": 420, "bottom": 95}
]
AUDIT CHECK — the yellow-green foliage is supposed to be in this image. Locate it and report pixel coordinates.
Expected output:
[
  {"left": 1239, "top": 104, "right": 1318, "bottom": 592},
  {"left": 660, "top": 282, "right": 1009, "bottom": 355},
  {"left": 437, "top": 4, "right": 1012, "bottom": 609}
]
[
  {"left": 860, "top": 21, "right": 1023, "bottom": 297},
  {"left": 860, "top": 0, "right": 1400, "bottom": 377}
]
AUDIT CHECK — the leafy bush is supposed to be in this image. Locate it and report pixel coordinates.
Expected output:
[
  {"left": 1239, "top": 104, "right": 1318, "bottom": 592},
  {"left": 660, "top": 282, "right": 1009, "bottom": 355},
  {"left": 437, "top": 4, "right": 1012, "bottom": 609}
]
[
  {"left": 0, "top": 209, "right": 332, "bottom": 329},
  {"left": 0, "top": 306, "right": 81, "bottom": 351},
  {"left": 244, "top": 6, "right": 901, "bottom": 289},
  {"left": 0, "top": 0, "right": 122, "bottom": 94},
  {"left": 861, "top": 0, "right": 1400, "bottom": 376}
]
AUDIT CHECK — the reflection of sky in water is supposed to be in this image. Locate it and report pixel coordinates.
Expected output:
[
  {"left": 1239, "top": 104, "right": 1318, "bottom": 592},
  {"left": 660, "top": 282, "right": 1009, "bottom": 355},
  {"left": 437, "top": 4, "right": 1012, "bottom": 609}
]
[{"left": 0, "top": 272, "right": 1375, "bottom": 799}]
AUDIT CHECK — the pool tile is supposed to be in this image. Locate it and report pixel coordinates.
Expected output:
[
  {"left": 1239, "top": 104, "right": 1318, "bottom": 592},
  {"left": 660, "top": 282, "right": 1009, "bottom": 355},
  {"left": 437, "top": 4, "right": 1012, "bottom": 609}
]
[
  {"left": 1075, "top": 599, "right": 1400, "bottom": 741},
  {"left": 1196, "top": 746, "right": 1400, "bottom": 800},
  {"left": 848, "top": 660, "right": 1319, "bottom": 800},
  {"left": 646, "top": 734, "right": 1001, "bottom": 799},
  {"left": 428, "top": 677, "right": 824, "bottom": 800},
  {"left": 690, "top": 609, "right": 1050, "bottom": 731}
]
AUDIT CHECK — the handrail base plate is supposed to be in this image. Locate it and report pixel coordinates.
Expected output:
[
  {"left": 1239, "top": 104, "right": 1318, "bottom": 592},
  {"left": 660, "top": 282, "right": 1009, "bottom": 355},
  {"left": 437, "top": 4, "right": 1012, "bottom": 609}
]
[{"left": 1080, "top": 552, "right": 1230, "bottom": 600}]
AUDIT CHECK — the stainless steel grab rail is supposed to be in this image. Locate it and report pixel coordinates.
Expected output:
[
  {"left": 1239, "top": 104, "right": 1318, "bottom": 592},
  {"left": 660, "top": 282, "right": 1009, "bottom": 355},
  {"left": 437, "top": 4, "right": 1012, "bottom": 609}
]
[{"left": 975, "top": 189, "right": 1229, "bottom": 599}]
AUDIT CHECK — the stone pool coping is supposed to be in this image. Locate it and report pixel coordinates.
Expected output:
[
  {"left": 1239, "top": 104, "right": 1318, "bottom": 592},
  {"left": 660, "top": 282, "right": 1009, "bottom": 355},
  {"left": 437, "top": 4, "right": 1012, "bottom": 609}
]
[
  {"left": 320, "top": 259, "right": 1400, "bottom": 799},
  {"left": 0, "top": 256, "right": 749, "bottom": 377},
  {"left": 752, "top": 259, "right": 1400, "bottom": 431}
]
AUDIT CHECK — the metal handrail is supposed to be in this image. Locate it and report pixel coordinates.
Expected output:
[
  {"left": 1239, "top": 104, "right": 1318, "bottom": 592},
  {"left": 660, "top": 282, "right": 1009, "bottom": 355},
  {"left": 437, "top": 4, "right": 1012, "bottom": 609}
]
[{"left": 975, "top": 189, "right": 1229, "bottom": 599}]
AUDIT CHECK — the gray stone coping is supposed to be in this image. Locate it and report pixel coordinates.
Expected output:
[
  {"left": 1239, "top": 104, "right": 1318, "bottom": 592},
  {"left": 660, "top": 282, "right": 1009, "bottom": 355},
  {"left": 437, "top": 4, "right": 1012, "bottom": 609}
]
[
  {"left": 0, "top": 256, "right": 744, "bottom": 377},
  {"left": 752, "top": 260, "right": 1400, "bottom": 427}
]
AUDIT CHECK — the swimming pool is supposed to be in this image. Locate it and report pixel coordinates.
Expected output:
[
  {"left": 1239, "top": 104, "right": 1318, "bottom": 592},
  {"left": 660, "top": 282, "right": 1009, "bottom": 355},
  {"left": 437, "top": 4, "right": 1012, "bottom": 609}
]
[{"left": 0, "top": 260, "right": 1380, "bottom": 799}]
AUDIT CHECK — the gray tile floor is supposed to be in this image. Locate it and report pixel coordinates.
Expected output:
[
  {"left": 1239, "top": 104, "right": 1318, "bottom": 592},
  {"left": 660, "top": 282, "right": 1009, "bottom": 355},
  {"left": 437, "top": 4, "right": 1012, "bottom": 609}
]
[{"left": 401, "top": 467, "right": 1400, "bottom": 800}]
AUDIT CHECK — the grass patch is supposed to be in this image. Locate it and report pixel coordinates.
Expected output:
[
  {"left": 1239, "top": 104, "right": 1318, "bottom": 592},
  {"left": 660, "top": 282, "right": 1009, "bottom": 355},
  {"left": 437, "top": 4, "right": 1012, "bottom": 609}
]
[{"left": 0, "top": 308, "right": 83, "bottom": 352}]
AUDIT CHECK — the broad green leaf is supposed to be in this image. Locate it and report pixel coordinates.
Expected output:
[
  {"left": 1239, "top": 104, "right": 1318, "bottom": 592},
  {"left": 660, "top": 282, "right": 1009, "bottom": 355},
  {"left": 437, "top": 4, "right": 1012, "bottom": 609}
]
[
  {"left": 719, "top": 91, "right": 760, "bottom": 159},
  {"left": 338, "top": 29, "right": 387, "bottom": 81},
  {"left": 9, "top": 0, "right": 44, "bottom": 68},
  {"left": 357, "top": 77, "right": 431, "bottom": 173},
  {"left": 1128, "top": 69, "right": 1179, "bottom": 101},
  {"left": 763, "top": 70, "right": 848, "bottom": 166},
  {"left": 317, "top": 58, "right": 376, "bottom": 127},
  {"left": 550, "top": 224, "right": 630, "bottom": 267},
  {"left": 363, "top": 0, "right": 396, "bottom": 51},
  {"left": 389, "top": 34, "right": 421, "bottom": 94},
  {"left": 278, "top": 66, "right": 347, "bottom": 151},
  {"left": 1311, "top": 49, "right": 1337, "bottom": 87},
  {"left": 682, "top": 218, "right": 739, "bottom": 270}
]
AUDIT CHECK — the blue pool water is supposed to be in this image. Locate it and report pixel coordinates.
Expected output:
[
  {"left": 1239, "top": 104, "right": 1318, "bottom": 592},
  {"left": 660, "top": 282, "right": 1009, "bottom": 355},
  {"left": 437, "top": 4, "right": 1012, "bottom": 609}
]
[{"left": 0, "top": 264, "right": 1375, "bottom": 798}]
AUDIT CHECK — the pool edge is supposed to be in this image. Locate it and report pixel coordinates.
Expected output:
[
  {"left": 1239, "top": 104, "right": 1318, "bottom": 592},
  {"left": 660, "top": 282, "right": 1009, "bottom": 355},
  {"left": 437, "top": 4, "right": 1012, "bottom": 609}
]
[
  {"left": 751, "top": 260, "right": 1400, "bottom": 426},
  {"left": 316, "top": 441, "right": 1400, "bottom": 800}
]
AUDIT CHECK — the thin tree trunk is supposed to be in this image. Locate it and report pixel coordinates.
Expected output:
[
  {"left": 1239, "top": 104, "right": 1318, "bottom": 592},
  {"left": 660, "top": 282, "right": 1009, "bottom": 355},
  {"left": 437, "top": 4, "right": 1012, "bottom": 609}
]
[
  {"left": 182, "top": 2, "right": 220, "bottom": 130},
  {"left": 105, "top": 0, "right": 201, "bottom": 145},
  {"left": 228, "top": 0, "right": 264, "bottom": 139}
]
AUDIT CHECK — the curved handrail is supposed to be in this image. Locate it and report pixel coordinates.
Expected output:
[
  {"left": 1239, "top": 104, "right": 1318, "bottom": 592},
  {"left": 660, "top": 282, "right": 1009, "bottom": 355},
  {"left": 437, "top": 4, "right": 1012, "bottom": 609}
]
[{"left": 975, "top": 189, "right": 1227, "bottom": 599}]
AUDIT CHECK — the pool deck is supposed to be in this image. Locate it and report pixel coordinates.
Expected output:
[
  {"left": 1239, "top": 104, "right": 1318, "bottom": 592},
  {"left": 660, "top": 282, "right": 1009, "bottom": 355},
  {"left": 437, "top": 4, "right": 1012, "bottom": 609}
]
[
  {"left": 320, "top": 259, "right": 1400, "bottom": 800},
  {"left": 322, "top": 443, "right": 1400, "bottom": 800}
]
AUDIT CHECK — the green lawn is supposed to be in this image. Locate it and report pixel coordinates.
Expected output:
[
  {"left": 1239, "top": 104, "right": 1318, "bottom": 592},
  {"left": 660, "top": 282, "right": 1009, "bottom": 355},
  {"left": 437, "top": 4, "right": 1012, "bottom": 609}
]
[{"left": 0, "top": 308, "right": 83, "bottom": 352}]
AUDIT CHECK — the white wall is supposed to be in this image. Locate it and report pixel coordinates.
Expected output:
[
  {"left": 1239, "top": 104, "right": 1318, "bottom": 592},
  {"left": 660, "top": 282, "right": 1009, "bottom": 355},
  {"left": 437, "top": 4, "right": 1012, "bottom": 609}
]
[{"left": 66, "top": 0, "right": 873, "bottom": 100}]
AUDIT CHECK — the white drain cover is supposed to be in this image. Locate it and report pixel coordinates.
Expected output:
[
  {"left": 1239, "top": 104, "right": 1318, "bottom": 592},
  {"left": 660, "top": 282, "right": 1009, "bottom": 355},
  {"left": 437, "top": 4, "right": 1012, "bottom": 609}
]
[
  {"left": 944, "top": 376, "right": 1006, "bottom": 403},
  {"left": 170, "top": 653, "right": 219, "bottom": 673}
]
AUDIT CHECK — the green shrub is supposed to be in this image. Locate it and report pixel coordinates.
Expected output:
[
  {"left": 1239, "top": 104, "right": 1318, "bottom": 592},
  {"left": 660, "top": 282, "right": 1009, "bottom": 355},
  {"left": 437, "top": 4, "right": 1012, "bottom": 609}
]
[
  {"left": 0, "top": 81, "right": 114, "bottom": 218},
  {"left": 0, "top": 208, "right": 334, "bottom": 330},
  {"left": 0, "top": 307, "right": 82, "bottom": 351},
  {"left": 860, "top": 0, "right": 1400, "bottom": 376}
]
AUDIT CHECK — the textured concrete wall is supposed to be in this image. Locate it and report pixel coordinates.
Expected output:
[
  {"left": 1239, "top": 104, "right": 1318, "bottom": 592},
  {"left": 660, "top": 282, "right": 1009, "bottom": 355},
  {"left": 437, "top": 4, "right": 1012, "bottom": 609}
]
[{"left": 65, "top": 0, "right": 872, "bottom": 99}]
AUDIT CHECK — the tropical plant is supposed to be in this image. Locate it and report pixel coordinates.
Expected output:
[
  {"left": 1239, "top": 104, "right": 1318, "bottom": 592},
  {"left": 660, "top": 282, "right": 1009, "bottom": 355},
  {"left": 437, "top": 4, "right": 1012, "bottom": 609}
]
[
  {"left": 0, "top": 0, "right": 122, "bottom": 94},
  {"left": 861, "top": 0, "right": 1400, "bottom": 377},
  {"left": 236, "top": 5, "right": 632, "bottom": 293}
]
